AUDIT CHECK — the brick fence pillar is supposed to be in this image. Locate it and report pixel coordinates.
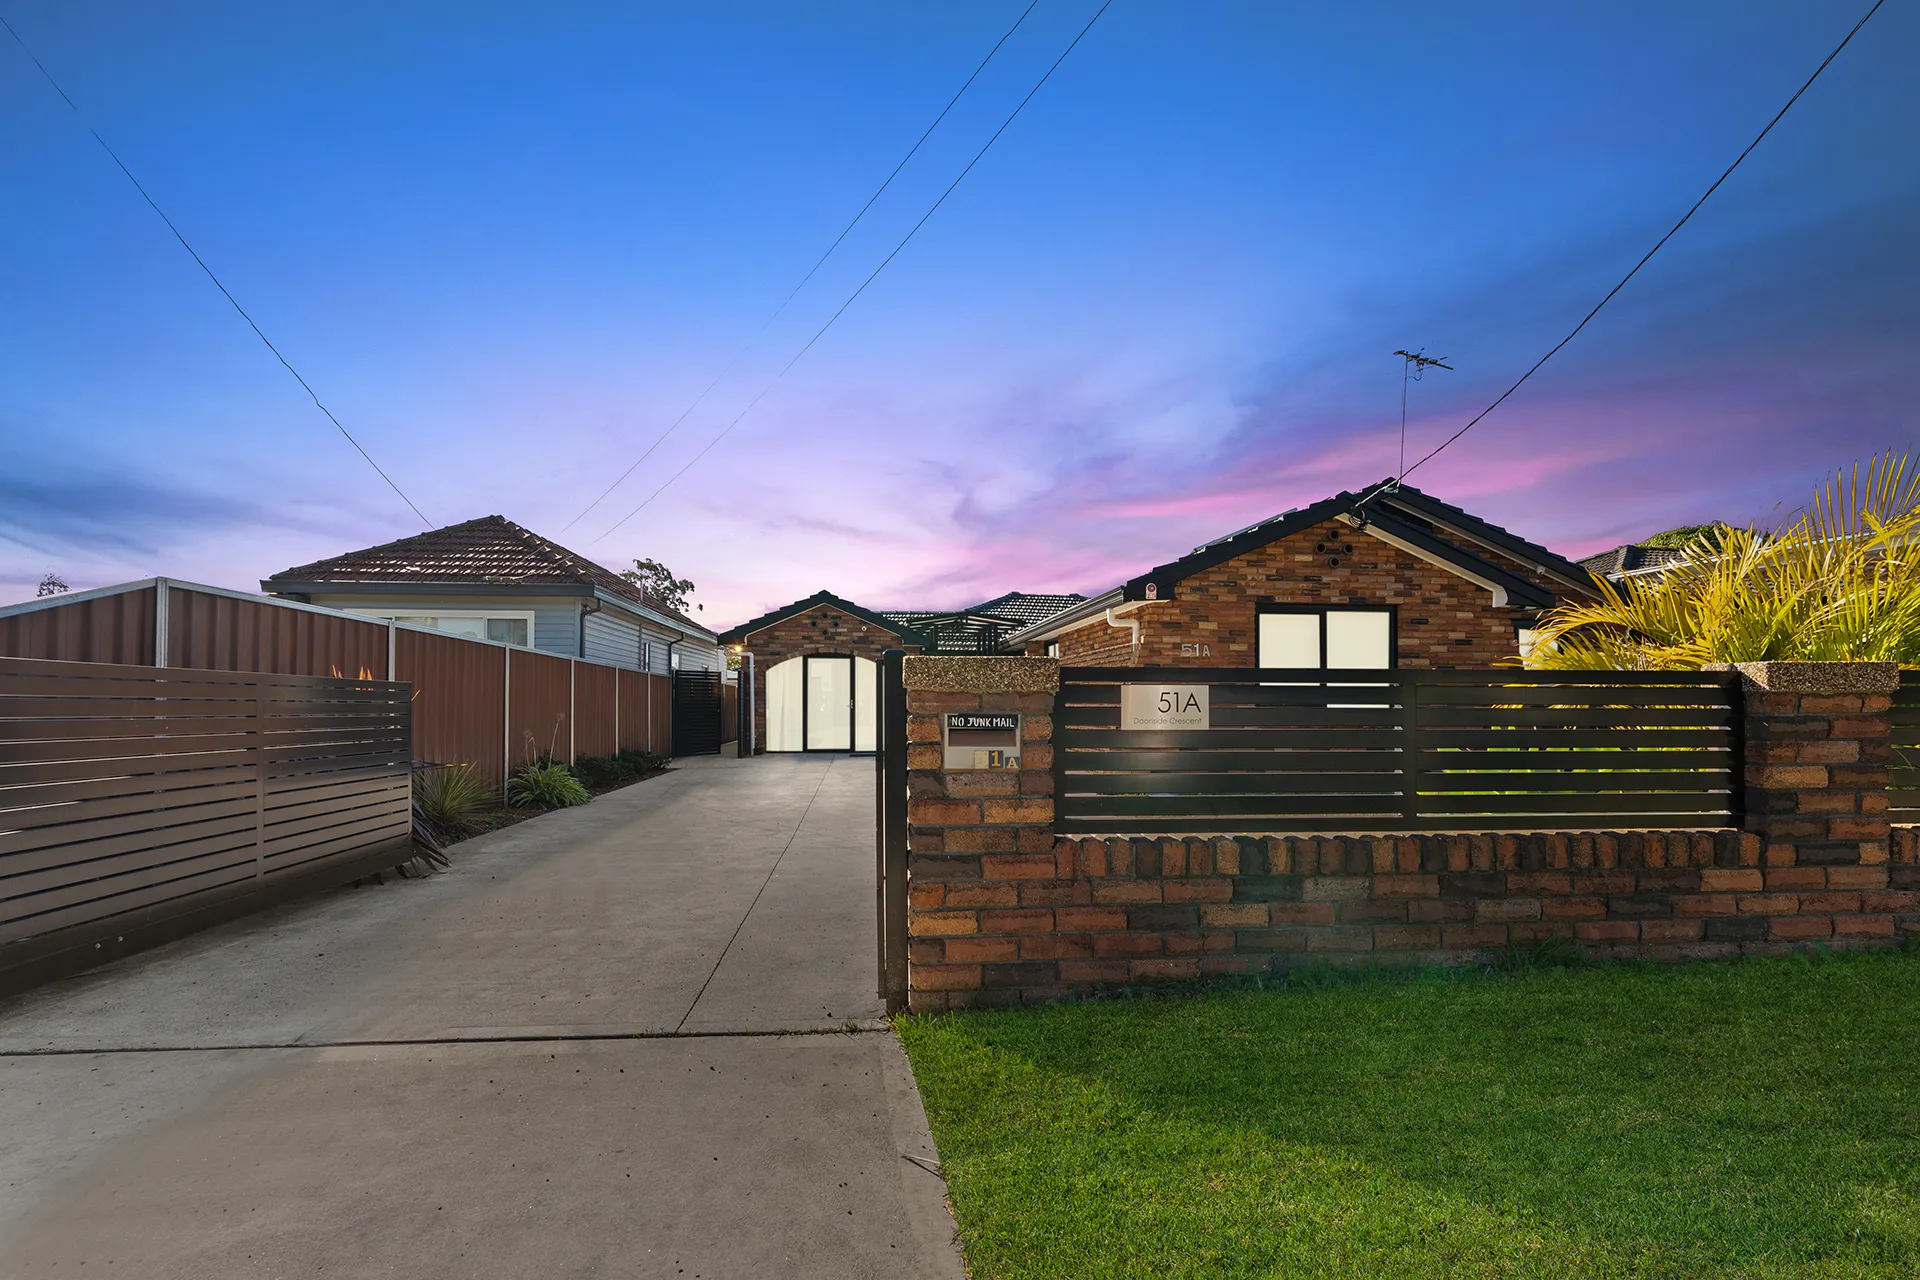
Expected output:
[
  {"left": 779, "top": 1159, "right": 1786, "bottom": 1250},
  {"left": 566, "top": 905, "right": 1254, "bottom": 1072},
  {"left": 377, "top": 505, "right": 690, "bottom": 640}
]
[
  {"left": 1729, "top": 661, "right": 1900, "bottom": 869},
  {"left": 902, "top": 656, "right": 1059, "bottom": 1010}
]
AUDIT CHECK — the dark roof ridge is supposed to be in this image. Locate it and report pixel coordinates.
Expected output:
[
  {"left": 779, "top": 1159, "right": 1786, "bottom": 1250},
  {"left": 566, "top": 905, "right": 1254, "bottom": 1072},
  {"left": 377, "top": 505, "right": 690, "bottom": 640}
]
[{"left": 716, "top": 590, "right": 930, "bottom": 646}]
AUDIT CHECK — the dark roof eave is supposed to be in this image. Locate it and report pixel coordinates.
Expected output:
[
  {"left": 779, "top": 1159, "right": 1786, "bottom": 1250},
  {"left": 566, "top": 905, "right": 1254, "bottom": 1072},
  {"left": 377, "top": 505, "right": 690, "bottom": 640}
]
[
  {"left": 1120, "top": 493, "right": 1355, "bottom": 601},
  {"left": 263, "top": 578, "right": 592, "bottom": 599},
  {"left": 1350, "top": 508, "right": 1557, "bottom": 609}
]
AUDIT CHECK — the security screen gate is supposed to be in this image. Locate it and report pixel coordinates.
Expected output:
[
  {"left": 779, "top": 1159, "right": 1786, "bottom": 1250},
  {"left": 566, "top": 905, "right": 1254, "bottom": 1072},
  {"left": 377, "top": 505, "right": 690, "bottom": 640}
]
[{"left": 671, "top": 670, "right": 722, "bottom": 756}]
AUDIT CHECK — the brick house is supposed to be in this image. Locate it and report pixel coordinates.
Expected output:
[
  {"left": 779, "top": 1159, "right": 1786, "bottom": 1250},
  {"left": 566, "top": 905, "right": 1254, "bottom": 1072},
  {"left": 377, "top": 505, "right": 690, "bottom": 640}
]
[
  {"left": 1004, "top": 481, "right": 1598, "bottom": 669},
  {"left": 719, "top": 589, "right": 1083, "bottom": 752}
]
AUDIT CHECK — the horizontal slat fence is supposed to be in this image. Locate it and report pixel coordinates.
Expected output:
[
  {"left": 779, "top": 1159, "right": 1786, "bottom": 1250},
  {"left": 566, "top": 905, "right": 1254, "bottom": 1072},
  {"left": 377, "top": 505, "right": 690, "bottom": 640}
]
[
  {"left": 1893, "top": 672, "right": 1920, "bottom": 825},
  {"left": 1056, "top": 666, "right": 1740, "bottom": 834},
  {"left": 0, "top": 655, "right": 411, "bottom": 962}
]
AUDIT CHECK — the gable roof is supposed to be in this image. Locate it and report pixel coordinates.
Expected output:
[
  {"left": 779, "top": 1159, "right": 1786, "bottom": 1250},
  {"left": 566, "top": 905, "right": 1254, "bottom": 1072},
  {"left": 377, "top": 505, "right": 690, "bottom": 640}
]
[
  {"left": 716, "top": 590, "right": 930, "bottom": 646},
  {"left": 1120, "top": 481, "right": 1592, "bottom": 608},
  {"left": 262, "top": 515, "right": 713, "bottom": 638},
  {"left": 1007, "top": 481, "right": 1597, "bottom": 647}
]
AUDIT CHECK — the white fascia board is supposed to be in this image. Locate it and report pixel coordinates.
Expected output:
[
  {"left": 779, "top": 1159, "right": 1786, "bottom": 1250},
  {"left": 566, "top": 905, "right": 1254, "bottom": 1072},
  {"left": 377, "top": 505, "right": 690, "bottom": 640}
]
[{"left": 1344, "top": 517, "right": 1510, "bottom": 607}]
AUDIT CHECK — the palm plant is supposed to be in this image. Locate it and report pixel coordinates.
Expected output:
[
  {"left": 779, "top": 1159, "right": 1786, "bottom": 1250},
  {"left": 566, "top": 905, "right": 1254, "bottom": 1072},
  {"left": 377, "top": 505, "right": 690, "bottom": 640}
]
[{"left": 1527, "top": 452, "right": 1920, "bottom": 669}]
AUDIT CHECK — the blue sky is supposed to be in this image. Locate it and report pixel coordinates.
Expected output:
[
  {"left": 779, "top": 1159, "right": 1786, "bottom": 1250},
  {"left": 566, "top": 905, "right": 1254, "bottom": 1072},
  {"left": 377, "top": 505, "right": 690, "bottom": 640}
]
[{"left": 1, "top": 1, "right": 1912, "bottom": 624}]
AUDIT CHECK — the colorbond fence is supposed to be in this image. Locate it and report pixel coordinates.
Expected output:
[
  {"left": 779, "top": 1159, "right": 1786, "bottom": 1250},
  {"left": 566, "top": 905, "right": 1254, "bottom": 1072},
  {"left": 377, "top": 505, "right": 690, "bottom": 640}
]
[
  {"left": 0, "top": 656, "right": 412, "bottom": 984},
  {"left": 1055, "top": 666, "right": 1741, "bottom": 834},
  {"left": 0, "top": 580, "right": 686, "bottom": 792},
  {"left": 1894, "top": 671, "right": 1920, "bottom": 825}
]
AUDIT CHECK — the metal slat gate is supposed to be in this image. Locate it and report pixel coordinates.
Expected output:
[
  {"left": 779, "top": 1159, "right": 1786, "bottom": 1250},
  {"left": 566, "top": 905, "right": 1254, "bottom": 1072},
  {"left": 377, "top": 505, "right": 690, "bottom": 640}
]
[
  {"left": 1055, "top": 666, "right": 1742, "bottom": 834},
  {"left": 671, "top": 670, "right": 723, "bottom": 756},
  {"left": 875, "top": 650, "right": 908, "bottom": 1013}
]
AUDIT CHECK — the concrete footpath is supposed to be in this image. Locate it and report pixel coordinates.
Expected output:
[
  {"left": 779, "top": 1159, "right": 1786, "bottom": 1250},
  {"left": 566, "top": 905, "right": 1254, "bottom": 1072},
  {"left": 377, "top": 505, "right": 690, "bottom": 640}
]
[{"left": 0, "top": 753, "right": 964, "bottom": 1278}]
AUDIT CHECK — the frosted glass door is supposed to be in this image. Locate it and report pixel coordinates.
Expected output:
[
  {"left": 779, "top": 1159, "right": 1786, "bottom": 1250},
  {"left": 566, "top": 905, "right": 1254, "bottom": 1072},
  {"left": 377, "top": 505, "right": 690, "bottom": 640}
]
[
  {"left": 766, "top": 658, "right": 804, "bottom": 752},
  {"left": 854, "top": 657, "right": 878, "bottom": 752},
  {"left": 805, "top": 657, "right": 853, "bottom": 751}
]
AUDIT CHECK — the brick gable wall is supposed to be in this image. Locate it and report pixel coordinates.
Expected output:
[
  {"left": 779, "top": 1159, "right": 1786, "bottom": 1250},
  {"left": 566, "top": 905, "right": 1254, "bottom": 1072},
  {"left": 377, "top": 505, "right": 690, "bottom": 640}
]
[
  {"left": 1052, "top": 518, "right": 1547, "bottom": 668},
  {"left": 740, "top": 605, "right": 917, "bottom": 750}
]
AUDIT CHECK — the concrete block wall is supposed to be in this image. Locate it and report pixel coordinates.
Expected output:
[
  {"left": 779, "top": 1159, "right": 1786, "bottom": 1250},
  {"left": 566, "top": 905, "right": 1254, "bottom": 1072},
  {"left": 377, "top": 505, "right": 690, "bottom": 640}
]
[{"left": 904, "top": 657, "right": 1918, "bottom": 1011}]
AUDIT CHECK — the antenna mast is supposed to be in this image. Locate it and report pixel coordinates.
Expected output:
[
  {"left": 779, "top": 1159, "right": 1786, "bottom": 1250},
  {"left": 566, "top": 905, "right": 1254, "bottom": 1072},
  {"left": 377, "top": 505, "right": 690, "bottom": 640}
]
[{"left": 1393, "top": 349, "right": 1453, "bottom": 484}]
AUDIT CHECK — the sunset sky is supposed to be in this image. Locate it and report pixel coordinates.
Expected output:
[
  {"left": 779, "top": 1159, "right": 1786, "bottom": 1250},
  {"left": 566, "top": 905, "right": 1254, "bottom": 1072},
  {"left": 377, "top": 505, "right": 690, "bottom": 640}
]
[{"left": 1, "top": 1, "right": 1912, "bottom": 626}]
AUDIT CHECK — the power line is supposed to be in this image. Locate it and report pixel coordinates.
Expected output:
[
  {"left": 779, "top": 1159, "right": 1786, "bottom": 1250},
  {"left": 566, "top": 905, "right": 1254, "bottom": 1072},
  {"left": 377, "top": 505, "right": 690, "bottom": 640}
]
[
  {"left": 1, "top": 14, "right": 433, "bottom": 527},
  {"left": 593, "top": 0, "right": 1118, "bottom": 544},
  {"left": 559, "top": 0, "right": 1044, "bottom": 534},
  {"left": 1359, "top": 0, "right": 1886, "bottom": 508}
]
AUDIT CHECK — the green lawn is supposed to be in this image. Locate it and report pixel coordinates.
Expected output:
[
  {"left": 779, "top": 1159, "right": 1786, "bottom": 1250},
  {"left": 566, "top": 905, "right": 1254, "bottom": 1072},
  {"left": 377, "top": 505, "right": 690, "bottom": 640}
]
[{"left": 897, "top": 950, "right": 1920, "bottom": 1279}]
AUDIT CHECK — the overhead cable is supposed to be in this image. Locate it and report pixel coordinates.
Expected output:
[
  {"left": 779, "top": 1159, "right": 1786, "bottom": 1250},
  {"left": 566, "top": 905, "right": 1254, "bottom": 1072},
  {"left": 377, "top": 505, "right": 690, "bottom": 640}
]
[
  {"left": 560, "top": 0, "right": 1045, "bottom": 533},
  {"left": 1, "top": 13, "right": 434, "bottom": 527},
  {"left": 593, "top": 0, "right": 1119, "bottom": 543},
  {"left": 1359, "top": 0, "right": 1886, "bottom": 508}
]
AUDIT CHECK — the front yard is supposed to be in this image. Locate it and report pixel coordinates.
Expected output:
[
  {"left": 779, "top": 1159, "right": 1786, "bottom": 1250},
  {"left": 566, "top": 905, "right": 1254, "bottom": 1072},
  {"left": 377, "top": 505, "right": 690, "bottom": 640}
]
[{"left": 898, "top": 949, "right": 1920, "bottom": 1279}]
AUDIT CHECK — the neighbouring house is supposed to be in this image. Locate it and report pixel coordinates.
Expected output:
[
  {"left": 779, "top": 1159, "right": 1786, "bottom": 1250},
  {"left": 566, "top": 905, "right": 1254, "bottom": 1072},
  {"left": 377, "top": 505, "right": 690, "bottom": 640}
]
[
  {"left": 718, "top": 589, "right": 1084, "bottom": 753},
  {"left": 1004, "top": 481, "right": 1599, "bottom": 669},
  {"left": 262, "top": 516, "right": 722, "bottom": 676}
]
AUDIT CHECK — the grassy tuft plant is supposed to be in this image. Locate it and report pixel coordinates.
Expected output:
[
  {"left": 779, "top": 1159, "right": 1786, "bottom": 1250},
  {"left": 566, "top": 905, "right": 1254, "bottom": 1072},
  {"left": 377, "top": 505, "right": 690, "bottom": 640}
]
[
  {"left": 1492, "top": 931, "right": 1585, "bottom": 973},
  {"left": 508, "top": 758, "right": 592, "bottom": 809},
  {"left": 411, "top": 763, "right": 494, "bottom": 845}
]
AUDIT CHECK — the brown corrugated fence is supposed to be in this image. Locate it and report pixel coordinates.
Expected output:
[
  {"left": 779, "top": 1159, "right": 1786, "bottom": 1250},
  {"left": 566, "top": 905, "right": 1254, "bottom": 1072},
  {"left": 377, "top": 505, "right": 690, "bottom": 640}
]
[
  {"left": 0, "top": 580, "right": 700, "bottom": 796},
  {"left": 395, "top": 627, "right": 508, "bottom": 787},
  {"left": 574, "top": 663, "right": 617, "bottom": 760}
]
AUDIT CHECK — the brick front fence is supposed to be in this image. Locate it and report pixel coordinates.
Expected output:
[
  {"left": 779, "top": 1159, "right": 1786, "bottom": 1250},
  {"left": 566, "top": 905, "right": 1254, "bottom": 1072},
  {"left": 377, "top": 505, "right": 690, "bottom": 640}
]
[{"left": 900, "top": 657, "right": 1918, "bottom": 1012}]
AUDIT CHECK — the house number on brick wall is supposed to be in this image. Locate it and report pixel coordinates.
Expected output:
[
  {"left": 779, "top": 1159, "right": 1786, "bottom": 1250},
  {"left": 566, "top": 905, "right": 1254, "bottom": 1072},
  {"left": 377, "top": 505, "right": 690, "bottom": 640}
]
[
  {"left": 1179, "top": 642, "right": 1211, "bottom": 657},
  {"left": 943, "top": 712, "right": 1022, "bottom": 770},
  {"left": 1121, "top": 685, "right": 1210, "bottom": 730}
]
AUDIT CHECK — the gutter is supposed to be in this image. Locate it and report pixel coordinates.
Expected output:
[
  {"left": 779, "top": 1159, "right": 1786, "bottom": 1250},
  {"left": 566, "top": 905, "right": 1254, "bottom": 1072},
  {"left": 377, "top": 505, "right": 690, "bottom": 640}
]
[
  {"left": 1103, "top": 603, "right": 1148, "bottom": 656},
  {"left": 1003, "top": 588, "right": 1127, "bottom": 648},
  {"left": 577, "top": 598, "right": 603, "bottom": 657}
]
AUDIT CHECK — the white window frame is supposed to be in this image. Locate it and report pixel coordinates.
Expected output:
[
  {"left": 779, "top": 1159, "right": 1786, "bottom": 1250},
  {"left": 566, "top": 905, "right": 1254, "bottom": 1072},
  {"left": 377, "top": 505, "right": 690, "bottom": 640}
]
[{"left": 344, "top": 607, "right": 538, "bottom": 648}]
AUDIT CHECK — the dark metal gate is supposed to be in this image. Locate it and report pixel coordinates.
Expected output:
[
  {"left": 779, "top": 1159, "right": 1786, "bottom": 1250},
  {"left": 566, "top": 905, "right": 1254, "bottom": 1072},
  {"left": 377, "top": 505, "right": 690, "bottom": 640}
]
[
  {"left": 671, "top": 670, "right": 722, "bottom": 756},
  {"left": 874, "top": 649, "right": 908, "bottom": 1013}
]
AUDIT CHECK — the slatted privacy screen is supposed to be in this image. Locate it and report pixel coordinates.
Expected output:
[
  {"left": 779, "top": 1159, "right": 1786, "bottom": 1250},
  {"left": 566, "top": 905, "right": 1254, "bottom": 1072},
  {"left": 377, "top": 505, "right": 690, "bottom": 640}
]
[
  {"left": 1055, "top": 667, "right": 1740, "bottom": 834},
  {"left": 0, "top": 656, "right": 411, "bottom": 950},
  {"left": 1893, "top": 672, "right": 1920, "bottom": 825}
]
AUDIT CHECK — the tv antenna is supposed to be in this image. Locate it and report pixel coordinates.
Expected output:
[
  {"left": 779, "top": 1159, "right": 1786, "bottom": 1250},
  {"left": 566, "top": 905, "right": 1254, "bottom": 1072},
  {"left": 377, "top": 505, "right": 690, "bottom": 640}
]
[{"left": 1393, "top": 349, "right": 1453, "bottom": 484}]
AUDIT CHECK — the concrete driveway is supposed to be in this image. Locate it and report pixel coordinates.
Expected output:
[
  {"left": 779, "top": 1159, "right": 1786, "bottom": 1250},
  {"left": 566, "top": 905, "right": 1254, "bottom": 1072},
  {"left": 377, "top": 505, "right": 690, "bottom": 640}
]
[{"left": 0, "top": 753, "right": 962, "bottom": 1278}]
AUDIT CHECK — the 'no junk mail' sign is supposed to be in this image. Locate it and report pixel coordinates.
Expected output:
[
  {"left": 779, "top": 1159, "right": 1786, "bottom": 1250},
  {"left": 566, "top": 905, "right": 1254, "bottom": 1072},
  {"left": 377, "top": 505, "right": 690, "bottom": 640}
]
[{"left": 1120, "top": 684, "right": 1211, "bottom": 730}]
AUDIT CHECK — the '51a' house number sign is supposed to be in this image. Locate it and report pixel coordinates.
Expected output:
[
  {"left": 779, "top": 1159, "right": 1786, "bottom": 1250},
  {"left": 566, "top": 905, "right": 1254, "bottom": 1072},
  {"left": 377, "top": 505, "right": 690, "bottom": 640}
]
[{"left": 1120, "top": 685, "right": 1210, "bottom": 730}]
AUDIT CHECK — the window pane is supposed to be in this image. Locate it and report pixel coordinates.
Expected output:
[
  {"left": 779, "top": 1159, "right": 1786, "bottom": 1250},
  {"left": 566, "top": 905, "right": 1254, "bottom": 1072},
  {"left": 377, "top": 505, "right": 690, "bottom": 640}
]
[
  {"left": 487, "top": 618, "right": 529, "bottom": 646},
  {"left": 436, "top": 616, "right": 488, "bottom": 639},
  {"left": 1326, "top": 611, "right": 1392, "bottom": 669},
  {"left": 1258, "top": 613, "right": 1320, "bottom": 668}
]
